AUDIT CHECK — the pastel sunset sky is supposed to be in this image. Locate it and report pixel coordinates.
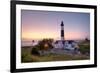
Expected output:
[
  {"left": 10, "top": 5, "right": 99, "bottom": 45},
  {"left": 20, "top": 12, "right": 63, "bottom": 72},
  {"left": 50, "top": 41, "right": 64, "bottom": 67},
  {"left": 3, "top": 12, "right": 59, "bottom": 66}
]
[{"left": 21, "top": 10, "right": 90, "bottom": 40}]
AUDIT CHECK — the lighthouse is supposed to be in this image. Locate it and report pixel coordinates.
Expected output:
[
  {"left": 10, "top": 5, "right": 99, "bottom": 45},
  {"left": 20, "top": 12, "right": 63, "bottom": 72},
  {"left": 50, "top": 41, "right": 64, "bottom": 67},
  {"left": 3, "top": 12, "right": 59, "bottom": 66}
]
[{"left": 61, "top": 21, "right": 65, "bottom": 48}]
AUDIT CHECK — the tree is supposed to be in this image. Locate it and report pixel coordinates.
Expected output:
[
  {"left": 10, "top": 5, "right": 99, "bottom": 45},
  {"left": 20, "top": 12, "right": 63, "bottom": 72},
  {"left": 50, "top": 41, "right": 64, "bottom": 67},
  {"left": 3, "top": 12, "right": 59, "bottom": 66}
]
[
  {"left": 31, "top": 39, "right": 54, "bottom": 56},
  {"left": 38, "top": 38, "right": 54, "bottom": 51},
  {"left": 85, "top": 37, "right": 90, "bottom": 42}
]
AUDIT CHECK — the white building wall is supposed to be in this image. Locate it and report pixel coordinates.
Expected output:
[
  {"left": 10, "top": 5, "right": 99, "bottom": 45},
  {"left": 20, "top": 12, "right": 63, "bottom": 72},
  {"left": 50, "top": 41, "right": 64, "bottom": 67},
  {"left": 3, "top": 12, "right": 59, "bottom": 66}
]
[{"left": 53, "top": 41, "right": 77, "bottom": 50}]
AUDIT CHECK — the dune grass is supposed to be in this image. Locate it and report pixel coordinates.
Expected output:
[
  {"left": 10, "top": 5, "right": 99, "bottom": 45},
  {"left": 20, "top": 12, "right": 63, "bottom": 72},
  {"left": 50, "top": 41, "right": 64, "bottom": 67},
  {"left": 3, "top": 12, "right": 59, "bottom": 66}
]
[{"left": 21, "top": 47, "right": 89, "bottom": 63}]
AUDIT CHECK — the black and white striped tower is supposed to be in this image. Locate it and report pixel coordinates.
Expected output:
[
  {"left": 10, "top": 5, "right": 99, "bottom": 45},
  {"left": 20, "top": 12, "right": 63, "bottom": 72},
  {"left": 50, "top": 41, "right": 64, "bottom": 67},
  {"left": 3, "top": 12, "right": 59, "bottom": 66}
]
[{"left": 61, "top": 21, "right": 65, "bottom": 48}]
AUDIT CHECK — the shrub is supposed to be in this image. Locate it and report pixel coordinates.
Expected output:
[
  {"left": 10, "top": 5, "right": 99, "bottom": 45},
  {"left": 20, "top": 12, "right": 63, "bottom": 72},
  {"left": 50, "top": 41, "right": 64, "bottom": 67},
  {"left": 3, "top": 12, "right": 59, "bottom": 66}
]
[
  {"left": 79, "top": 44, "right": 90, "bottom": 54},
  {"left": 38, "top": 39, "right": 54, "bottom": 51},
  {"left": 31, "top": 47, "right": 40, "bottom": 56}
]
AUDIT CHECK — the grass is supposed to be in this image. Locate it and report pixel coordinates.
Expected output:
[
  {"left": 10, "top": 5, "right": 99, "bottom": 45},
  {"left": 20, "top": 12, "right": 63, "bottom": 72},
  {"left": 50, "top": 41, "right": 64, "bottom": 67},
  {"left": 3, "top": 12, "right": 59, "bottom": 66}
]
[
  {"left": 32, "top": 54, "right": 89, "bottom": 62},
  {"left": 78, "top": 41, "right": 90, "bottom": 54},
  {"left": 21, "top": 40, "right": 90, "bottom": 63},
  {"left": 21, "top": 47, "right": 89, "bottom": 63}
]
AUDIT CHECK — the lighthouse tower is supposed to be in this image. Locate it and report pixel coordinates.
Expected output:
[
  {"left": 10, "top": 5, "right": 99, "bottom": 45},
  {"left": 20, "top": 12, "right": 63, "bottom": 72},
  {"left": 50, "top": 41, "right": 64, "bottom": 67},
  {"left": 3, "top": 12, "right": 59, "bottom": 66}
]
[{"left": 61, "top": 21, "right": 65, "bottom": 48}]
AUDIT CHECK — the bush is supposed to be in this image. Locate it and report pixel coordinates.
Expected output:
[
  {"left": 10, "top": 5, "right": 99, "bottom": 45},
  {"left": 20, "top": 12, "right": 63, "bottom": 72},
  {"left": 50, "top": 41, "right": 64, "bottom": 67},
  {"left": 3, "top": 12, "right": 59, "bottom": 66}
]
[
  {"left": 38, "top": 39, "right": 54, "bottom": 51},
  {"left": 79, "top": 44, "right": 90, "bottom": 54},
  {"left": 31, "top": 47, "right": 40, "bottom": 56}
]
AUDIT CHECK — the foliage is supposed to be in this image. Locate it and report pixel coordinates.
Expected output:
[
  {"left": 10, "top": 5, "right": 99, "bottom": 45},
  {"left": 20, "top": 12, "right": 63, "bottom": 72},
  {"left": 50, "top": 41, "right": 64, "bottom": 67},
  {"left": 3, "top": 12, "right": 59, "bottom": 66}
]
[
  {"left": 31, "top": 47, "right": 40, "bottom": 56},
  {"left": 21, "top": 39, "right": 90, "bottom": 63},
  {"left": 21, "top": 47, "right": 39, "bottom": 62},
  {"left": 78, "top": 41, "right": 90, "bottom": 54},
  {"left": 38, "top": 39, "right": 54, "bottom": 51},
  {"left": 22, "top": 54, "right": 33, "bottom": 62},
  {"left": 21, "top": 50, "right": 36, "bottom": 62}
]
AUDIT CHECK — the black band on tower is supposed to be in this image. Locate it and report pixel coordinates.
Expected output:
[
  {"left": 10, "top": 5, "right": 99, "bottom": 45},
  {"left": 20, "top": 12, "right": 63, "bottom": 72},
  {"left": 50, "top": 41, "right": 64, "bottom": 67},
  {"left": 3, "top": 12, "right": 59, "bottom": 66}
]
[{"left": 61, "top": 30, "right": 64, "bottom": 37}]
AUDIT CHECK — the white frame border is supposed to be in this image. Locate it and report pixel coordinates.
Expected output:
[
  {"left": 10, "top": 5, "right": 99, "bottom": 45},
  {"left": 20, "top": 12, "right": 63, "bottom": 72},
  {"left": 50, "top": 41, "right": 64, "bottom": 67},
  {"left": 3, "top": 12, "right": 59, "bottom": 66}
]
[{"left": 16, "top": 4, "right": 95, "bottom": 69}]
